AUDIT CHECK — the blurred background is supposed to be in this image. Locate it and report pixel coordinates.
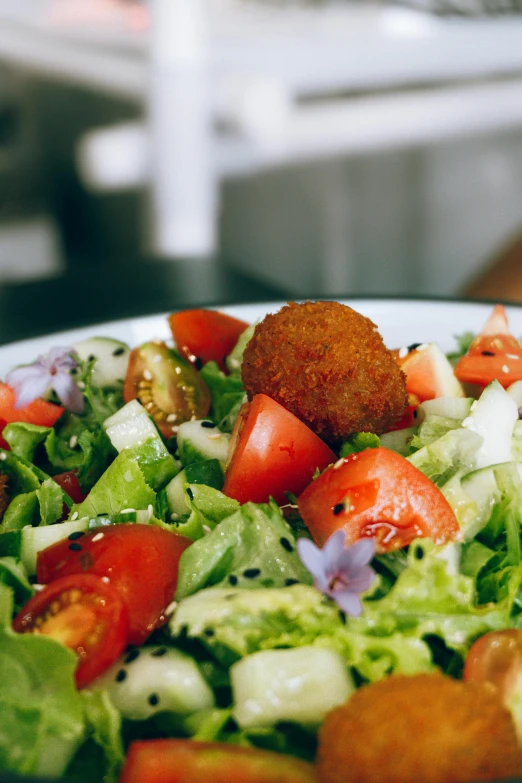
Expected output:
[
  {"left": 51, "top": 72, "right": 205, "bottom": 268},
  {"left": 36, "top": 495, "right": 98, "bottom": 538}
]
[{"left": 0, "top": 0, "right": 522, "bottom": 343}]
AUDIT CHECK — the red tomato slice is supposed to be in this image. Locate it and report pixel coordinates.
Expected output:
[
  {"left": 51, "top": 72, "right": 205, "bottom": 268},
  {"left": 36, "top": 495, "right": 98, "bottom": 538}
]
[
  {"left": 52, "top": 471, "right": 87, "bottom": 504},
  {"left": 37, "top": 524, "right": 192, "bottom": 645},
  {"left": 13, "top": 573, "right": 129, "bottom": 688},
  {"left": 120, "top": 739, "right": 316, "bottom": 783},
  {"left": 297, "top": 446, "right": 461, "bottom": 553},
  {"left": 394, "top": 343, "right": 464, "bottom": 403},
  {"left": 455, "top": 304, "right": 522, "bottom": 388},
  {"left": 169, "top": 308, "right": 249, "bottom": 373},
  {"left": 464, "top": 629, "right": 522, "bottom": 738},
  {"left": 0, "top": 418, "right": 9, "bottom": 450},
  {"left": 0, "top": 382, "right": 64, "bottom": 427},
  {"left": 123, "top": 342, "right": 210, "bottom": 439},
  {"left": 222, "top": 394, "right": 337, "bottom": 506}
]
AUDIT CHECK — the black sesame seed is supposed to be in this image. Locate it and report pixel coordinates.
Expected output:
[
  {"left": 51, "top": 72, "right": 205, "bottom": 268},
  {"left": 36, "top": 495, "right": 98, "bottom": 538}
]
[
  {"left": 88, "top": 354, "right": 96, "bottom": 362},
  {"left": 482, "top": 350, "right": 495, "bottom": 356},
  {"left": 113, "top": 347, "right": 126, "bottom": 356},
  {"left": 203, "top": 627, "right": 215, "bottom": 637},
  {"left": 285, "top": 578, "right": 299, "bottom": 586},
  {"left": 243, "top": 568, "right": 261, "bottom": 579},
  {"left": 70, "top": 368, "right": 77, "bottom": 375},
  {"left": 186, "top": 488, "right": 194, "bottom": 501},
  {"left": 280, "top": 537, "right": 293, "bottom": 552},
  {"left": 148, "top": 693, "right": 160, "bottom": 707},
  {"left": 115, "top": 669, "right": 127, "bottom": 683},
  {"left": 413, "top": 409, "right": 418, "bottom": 418},
  {"left": 151, "top": 647, "right": 168, "bottom": 657},
  {"left": 414, "top": 546, "right": 425, "bottom": 560},
  {"left": 194, "top": 357, "right": 203, "bottom": 370},
  {"left": 124, "top": 649, "right": 140, "bottom": 664},
  {"left": 228, "top": 574, "right": 238, "bottom": 586},
  {"left": 68, "top": 542, "right": 83, "bottom": 551},
  {"left": 407, "top": 343, "right": 421, "bottom": 352},
  {"left": 338, "top": 610, "right": 347, "bottom": 624},
  {"left": 333, "top": 503, "right": 344, "bottom": 516},
  {"left": 68, "top": 531, "right": 85, "bottom": 541},
  {"left": 201, "top": 421, "right": 216, "bottom": 429}
]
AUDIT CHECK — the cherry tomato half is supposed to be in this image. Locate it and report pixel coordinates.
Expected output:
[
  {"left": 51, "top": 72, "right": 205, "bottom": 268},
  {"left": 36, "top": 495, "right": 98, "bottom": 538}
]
[
  {"left": 0, "top": 382, "right": 64, "bottom": 427},
  {"left": 123, "top": 342, "right": 210, "bottom": 439},
  {"left": 297, "top": 446, "right": 461, "bottom": 553},
  {"left": 169, "top": 308, "right": 249, "bottom": 374},
  {"left": 223, "top": 393, "right": 336, "bottom": 506},
  {"left": 36, "top": 524, "right": 192, "bottom": 645},
  {"left": 13, "top": 573, "right": 129, "bottom": 688},
  {"left": 455, "top": 304, "right": 522, "bottom": 389},
  {"left": 120, "top": 739, "right": 316, "bottom": 783}
]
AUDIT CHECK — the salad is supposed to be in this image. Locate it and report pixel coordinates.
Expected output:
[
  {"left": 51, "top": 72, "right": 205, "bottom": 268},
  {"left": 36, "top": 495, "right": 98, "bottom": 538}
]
[{"left": 1, "top": 300, "right": 522, "bottom": 783}]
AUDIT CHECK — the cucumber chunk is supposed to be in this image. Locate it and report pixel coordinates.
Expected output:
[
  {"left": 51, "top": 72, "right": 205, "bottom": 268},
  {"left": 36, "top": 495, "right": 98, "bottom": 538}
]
[
  {"left": 166, "top": 459, "right": 224, "bottom": 518},
  {"left": 463, "top": 381, "right": 518, "bottom": 469},
  {"left": 231, "top": 646, "right": 354, "bottom": 728},
  {"left": 21, "top": 517, "right": 89, "bottom": 576},
  {"left": 104, "top": 400, "right": 160, "bottom": 452},
  {"left": 95, "top": 645, "right": 215, "bottom": 721},
  {"left": 73, "top": 336, "right": 130, "bottom": 389},
  {"left": 177, "top": 420, "right": 231, "bottom": 468}
]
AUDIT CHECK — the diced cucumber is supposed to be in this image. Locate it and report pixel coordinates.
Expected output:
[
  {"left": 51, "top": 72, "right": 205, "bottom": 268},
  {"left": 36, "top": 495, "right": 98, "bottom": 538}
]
[
  {"left": 419, "top": 397, "right": 473, "bottom": 421},
  {"left": 463, "top": 380, "right": 518, "bottom": 469},
  {"left": 461, "top": 461, "right": 522, "bottom": 538},
  {"left": 177, "top": 420, "right": 231, "bottom": 468},
  {"left": 21, "top": 517, "right": 89, "bottom": 576},
  {"left": 231, "top": 646, "right": 354, "bottom": 728},
  {"left": 94, "top": 645, "right": 215, "bottom": 721},
  {"left": 166, "top": 459, "right": 224, "bottom": 518},
  {"left": 379, "top": 427, "right": 416, "bottom": 456},
  {"left": 104, "top": 400, "right": 160, "bottom": 452},
  {"left": 73, "top": 336, "right": 130, "bottom": 389},
  {"left": 85, "top": 510, "right": 153, "bottom": 528}
]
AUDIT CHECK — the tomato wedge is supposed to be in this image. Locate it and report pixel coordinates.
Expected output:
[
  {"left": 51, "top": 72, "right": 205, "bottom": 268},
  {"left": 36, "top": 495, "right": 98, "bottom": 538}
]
[
  {"left": 464, "top": 629, "right": 522, "bottom": 739},
  {"left": 455, "top": 304, "right": 522, "bottom": 388},
  {"left": 120, "top": 739, "right": 316, "bottom": 783},
  {"left": 169, "top": 308, "right": 249, "bottom": 373},
  {"left": 13, "top": 573, "right": 129, "bottom": 688},
  {"left": 223, "top": 394, "right": 337, "bottom": 505},
  {"left": 297, "top": 446, "right": 461, "bottom": 553},
  {"left": 0, "top": 382, "right": 64, "bottom": 427},
  {"left": 52, "top": 471, "right": 87, "bottom": 504},
  {"left": 123, "top": 342, "right": 210, "bottom": 439},
  {"left": 37, "top": 524, "right": 192, "bottom": 645}
]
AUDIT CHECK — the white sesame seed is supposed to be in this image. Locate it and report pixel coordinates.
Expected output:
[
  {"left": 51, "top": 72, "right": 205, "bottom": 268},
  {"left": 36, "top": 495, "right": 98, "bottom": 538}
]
[
  {"left": 167, "top": 414, "right": 177, "bottom": 422},
  {"left": 101, "top": 576, "right": 110, "bottom": 584},
  {"left": 0, "top": 452, "right": 6, "bottom": 461},
  {"left": 170, "top": 512, "right": 179, "bottom": 521},
  {"left": 202, "top": 524, "right": 211, "bottom": 534},
  {"left": 120, "top": 508, "right": 136, "bottom": 514},
  {"left": 32, "top": 583, "right": 46, "bottom": 592},
  {"left": 506, "top": 354, "right": 520, "bottom": 360},
  {"left": 207, "top": 433, "right": 222, "bottom": 440},
  {"left": 165, "top": 600, "right": 178, "bottom": 616},
  {"left": 398, "top": 346, "right": 408, "bottom": 359},
  {"left": 91, "top": 532, "right": 104, "bottom": 542},
  {"left": 333, "top": 458, "right": 345, "bottom": 470},
  {"left": 77, "top": 381, "right": 86, "bottom": 390},
  {"left": 123, "top": 471, "right": 133, "bottom": 482},
  {"left": 70, "top": 511, "right": 79, "bottom": 521},
  {"left": 143, "top": 369, "right": 153, "bottom": 381},
  {"left": 152, "top": 354, "right": 162, "bottom": 364},
  {"left": 502, "top": 365, "right": 510, "bottom": 373},
  {"left": 69, "top": 435, "right": 78, "bottom": 449},
  {"left": 171, "top": 425, "right": 179, "bottom": 434}
]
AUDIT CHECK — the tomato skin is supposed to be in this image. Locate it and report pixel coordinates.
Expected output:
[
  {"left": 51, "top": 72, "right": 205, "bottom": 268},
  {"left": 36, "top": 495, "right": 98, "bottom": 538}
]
[
  {"left": 0, "top": 382, "right": 64, "bottom": 427},
  {"left": 123, "top": 342, "right": 210, "bottom": 439},
  {"left": 0, "top": 418, "right": 9, "bottom": 450},
  {"left": 223, "top": 394, "right": 337, "bottom": 506},
  {"left": 297, "top": 446, "right": 461, "bottom": 553},
  {"left": 455, "top": 304, "right": 522, "bottom": 388},
  {"left": 120, "top": 739, "right": 316, "bottom": 783},
  {"left": 169, "top": 308, "right": 249, "bottom": 373},
  {"left": 464, "top": 630, "right": 522, "bottom": 696},
  {"left": 13, "top": 573, "right": 129, "bottom": 688},
  {"left": 52, "top": 471, "right": 87, "bottom": 504},
  {"left": 36, "top": 524, "right": 192, "bottom": 645}
]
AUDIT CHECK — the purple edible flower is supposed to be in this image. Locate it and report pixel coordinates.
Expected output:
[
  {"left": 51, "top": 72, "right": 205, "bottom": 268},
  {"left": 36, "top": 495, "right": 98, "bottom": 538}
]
[
  {"left": 6, "top": 346, "right": 84, "bottom": 414},
  {"left": 297, "top": 529, "right": 376, "bottom": 617}
]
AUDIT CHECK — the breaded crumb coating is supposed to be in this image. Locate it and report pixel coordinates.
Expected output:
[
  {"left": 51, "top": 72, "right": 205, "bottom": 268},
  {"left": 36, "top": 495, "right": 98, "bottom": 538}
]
[
  {"left": 241, "top": 301, "right": 408, "bottom": 445},
  {"left": 317, "top": 672, "right": 522, "bottom": 783}
]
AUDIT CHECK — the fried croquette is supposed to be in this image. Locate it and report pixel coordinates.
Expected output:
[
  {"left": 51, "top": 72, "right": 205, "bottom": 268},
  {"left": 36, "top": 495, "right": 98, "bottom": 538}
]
[
  {"left": 241, "top": 301, "right": 407, "bottom": 445},
  {"left": 316, "top": 672, "right": 522, "bottom": 783}
]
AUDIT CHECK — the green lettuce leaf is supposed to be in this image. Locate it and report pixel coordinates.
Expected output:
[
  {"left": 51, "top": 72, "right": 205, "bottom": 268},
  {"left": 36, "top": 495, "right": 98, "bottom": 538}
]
[{"left": 3, "top": 422, "right": 50, "bottom": 462}]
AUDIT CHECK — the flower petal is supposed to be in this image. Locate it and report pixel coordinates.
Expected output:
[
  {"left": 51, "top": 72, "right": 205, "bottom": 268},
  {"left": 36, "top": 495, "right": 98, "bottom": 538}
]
[
  {"left": 47, "top": 346, "right": 78, "bottom": 369},
  {"left": 296, "top": 538, "right": 326, "bottom": 583},
  {"left": 344, "top": 565, "right": 376, "bottom": 594},
  {"left": 322, "top": 529, "right": 346, "bottom": 578},
  {"left": 337, "top": 537, "right": 375, "bottom": 573},
  {"left": 51, "top": 373, "right": 84, "bottom": 414},
  {"left": 329, "top": 588, "right": 364, "bottom": 617},
  {"left": 9, "top": 372, "right": 52, "bottom": 409}
]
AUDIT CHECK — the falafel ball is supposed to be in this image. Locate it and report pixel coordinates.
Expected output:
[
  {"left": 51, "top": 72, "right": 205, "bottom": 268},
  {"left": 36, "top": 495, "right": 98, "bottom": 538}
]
[
  {"left": 316, "top": 672, "right": 522, "bottom": 783},
  {"left": 241, "top": 301, "right": 407, "bottom": 444}
]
